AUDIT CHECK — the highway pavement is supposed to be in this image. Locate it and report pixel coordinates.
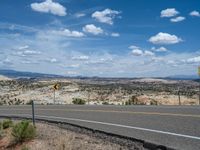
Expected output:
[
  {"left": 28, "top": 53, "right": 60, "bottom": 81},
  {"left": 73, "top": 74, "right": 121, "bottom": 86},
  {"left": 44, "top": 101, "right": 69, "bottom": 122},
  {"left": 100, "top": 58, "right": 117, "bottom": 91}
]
[{"left": 0, "top": 105, "right": 200, "bottom": 150}]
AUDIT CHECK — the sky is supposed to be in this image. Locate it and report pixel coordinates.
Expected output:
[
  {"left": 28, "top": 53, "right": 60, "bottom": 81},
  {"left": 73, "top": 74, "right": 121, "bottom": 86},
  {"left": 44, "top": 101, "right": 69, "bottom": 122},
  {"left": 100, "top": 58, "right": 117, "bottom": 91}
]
[{"left": 0, "top": 0, "right": 200, "bottom": 77}]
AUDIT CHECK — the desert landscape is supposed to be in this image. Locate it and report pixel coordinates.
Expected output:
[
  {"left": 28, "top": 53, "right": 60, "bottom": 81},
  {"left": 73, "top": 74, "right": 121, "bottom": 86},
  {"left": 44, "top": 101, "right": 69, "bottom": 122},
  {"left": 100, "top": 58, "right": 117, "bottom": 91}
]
[{"left": 0, "top": 73, "right": 199, "bottom": 106}]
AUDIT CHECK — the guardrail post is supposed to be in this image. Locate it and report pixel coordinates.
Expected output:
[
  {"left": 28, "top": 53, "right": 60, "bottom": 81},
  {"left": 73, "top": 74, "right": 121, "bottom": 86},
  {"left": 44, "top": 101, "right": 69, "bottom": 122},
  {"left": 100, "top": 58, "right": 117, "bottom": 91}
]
[{"left": 32, "top": 100, "right": 35, "bottom": 126}]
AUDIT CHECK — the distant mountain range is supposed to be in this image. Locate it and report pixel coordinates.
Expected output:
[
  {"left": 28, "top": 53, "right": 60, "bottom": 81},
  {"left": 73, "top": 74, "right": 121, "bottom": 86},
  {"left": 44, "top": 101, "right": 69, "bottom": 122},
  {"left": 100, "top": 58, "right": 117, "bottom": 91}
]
[
  {"left": 0, "top": 69, "right": 64, "bottom": 79},
  {"left": 0, "top": 69, "right": 199, "bottom": 80},
  {"left": 165, "top": 75, "right": 199, "bottom": 80}
]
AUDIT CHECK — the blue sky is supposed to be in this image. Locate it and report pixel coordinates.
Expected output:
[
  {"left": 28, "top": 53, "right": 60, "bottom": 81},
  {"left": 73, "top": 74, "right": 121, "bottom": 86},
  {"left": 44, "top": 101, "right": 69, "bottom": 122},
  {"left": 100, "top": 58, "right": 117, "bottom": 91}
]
[{"left": 0, "top": 0, "right": 200, "bottom": 77}]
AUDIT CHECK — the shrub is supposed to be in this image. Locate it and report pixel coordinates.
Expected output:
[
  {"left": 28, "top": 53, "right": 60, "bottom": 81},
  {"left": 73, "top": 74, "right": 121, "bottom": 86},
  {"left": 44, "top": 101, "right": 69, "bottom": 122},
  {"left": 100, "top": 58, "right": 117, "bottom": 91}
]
[
  {"left": 72, "top": 98, "right": 86, "bottom": 105},
  {"left": 125, "top": 95, "right": 145, "bottom": 105},
  {"left": 102, "top": 101, "right": 109, "bottom": 105},
  {"left": 2, "top": 119, "right": 13, "bottom": 129},
  {"left": 0, "top": 122, "right": 3, "bottom": 138},
  {"left": 26, "top": 100, "right": 32, "bottom": 105},
  {"left": 21, "top": 146, "right": 30, "bottom": 150},
  {"left": 12, "top": 120, "right": 36, "bottom": 143},
  {"left": 150, "top": 99, "right": 158, "bottom": 105}
]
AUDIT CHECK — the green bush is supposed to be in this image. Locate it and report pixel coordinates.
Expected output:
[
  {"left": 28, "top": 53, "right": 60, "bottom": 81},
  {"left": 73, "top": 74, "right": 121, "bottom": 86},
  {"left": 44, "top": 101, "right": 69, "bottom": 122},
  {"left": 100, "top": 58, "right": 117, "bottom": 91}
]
[
  {"left": 21, "top": 146, "right": 30, "bottom": 150},
  {"left": 26, "top": 100, "right": 32, "bottom": 105},
  {"left": 12, "top": 120, "right": 36, "bottom": 143},
  {"left": 102, "top": 101, "right": 109, "bottom": 105},
  {"left": 72, "top": 98, "right": 86, "bottom": 105},
  {"left": 150, "top": 99, "right": 158, "bottom": 105},
  {"left": 0, "top": 122, "right": 3, "bottom": 138},
  {"left": 2, "top": 119, "right": 13, "bottom": 129},
  {"left": 125, "top": 95, "right": 145, "bottom": 105}
]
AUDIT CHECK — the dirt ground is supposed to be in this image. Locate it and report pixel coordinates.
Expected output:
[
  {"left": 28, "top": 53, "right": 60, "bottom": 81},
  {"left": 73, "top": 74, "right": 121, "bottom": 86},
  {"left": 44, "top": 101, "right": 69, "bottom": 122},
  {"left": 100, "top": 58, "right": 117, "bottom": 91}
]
[{"left": 0, "top": 122, "right": 144, "bottom": 150}]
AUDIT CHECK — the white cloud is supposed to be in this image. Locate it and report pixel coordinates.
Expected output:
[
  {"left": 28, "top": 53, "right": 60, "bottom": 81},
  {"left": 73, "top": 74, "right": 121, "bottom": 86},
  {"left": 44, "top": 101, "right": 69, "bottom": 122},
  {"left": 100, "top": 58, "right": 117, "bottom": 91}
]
[
  {"left": 149, "top": 32, "right": 182, "bottom": 45},
  {"left": 190, "top": 11, "right": 200, "bottom": 17},
  {"left": 170, "top": 16, "right": 185, "bottom": 22},
  {"left": 186, "top": 56, "right": 200, "bottom": 63},
  {"left": 129, "top": 45, "right": 139, "bottom": 49},
  {"left": 129, "top": 46, "right": 154, "bottom": 57},
  {"left": 75, "top": 13, "right": 86, "bottom": 18},
  {"left": 111, "top": 32, "right": 120, "bottom": 37},
  {"left": 50, "top": 58, "right": 57, "bottom": 63},
  {"left": 92, "top": 8, "right": 120, "bottom": 25},
  {"left": 152, "top": 46, "right": 168, "bottom": 52},
  {"left": 23, "top": 50, "right": 41, "bottom": 55},
  {"left": 161, "top": 8, "right": 179, "bottom": 18},
  {"left": 14, "top": 50, "right": 41, "bottom": 57},
  {"left": 21, "top": 60, "right": 39, "bottom": 64},
  {"left": 18, "top": 45, "right": 29, "bottom": 50},
  {"left": 69, "top": 64, "right": 80, "bottom": 68},
  {"left": 82, "top": 24, "right": 103, "bottom": 35},
  {"left": 144, "top": 50, "right": 154, "bottom": 56},
  {"left": 66, "top": 71, "right": 78, "bottom": 75},
  {"left": 31, "top": 0, "right": 67, "bottom": 16},
  {"left": 151, "top": 57, "right": 164, "bottom": 63},
  {"left": 51, "top": 29, "right": 84, "bottom": 37},
  {"left": 131, "top": 49, "right": 143, "bottom": 56},
  {"left": 72, "top": 55, "right": 89, "bottom": 60}
]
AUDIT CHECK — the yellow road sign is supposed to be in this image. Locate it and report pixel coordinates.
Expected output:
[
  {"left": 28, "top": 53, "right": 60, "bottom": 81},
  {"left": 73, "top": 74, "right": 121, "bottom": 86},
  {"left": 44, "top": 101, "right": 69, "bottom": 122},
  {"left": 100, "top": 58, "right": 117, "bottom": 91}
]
[{"left": 53, "top": 84, "right": 59, "bottom": 90}]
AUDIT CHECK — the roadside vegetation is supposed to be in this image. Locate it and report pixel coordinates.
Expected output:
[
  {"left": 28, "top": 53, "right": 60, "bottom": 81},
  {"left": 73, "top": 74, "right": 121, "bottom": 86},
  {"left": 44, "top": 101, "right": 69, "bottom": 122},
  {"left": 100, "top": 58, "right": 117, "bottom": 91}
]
[
  {"left": 0, "top": 119, "right": 36, "bottom": 149},
  {"left": 12, "top": 120, "right": 36, "bottom": 143},
  {"left": 0, "top": 119, "right": 142, "bottom": 150},
  {"left": 72, "top": 98, "right": 86, "bottom": 105}
]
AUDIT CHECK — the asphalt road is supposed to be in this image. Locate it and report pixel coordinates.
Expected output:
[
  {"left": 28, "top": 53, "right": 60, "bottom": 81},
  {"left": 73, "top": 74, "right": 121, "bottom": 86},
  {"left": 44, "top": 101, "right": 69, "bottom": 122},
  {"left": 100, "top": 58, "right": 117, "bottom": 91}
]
[{"left": 0, "top": 105, "right": 200, "bottom": 150}]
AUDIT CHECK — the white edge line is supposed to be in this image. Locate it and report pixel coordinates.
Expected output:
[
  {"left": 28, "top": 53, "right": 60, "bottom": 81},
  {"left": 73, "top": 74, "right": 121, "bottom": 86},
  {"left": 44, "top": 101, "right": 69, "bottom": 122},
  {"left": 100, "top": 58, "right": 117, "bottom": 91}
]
[{"left": 1, "top": 114, "right": 200, "bottom": 140}]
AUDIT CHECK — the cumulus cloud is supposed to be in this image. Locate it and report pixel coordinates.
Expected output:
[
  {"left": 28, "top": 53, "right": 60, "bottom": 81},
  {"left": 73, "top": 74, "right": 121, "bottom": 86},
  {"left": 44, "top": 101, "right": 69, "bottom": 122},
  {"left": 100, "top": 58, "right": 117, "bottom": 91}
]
[
  {"left": 160, "top": 8, "right": 179, "bottom": 18},
  {"left": 190, "top": 11, "right": 200, "bottom": 17},
  {"left": 152, "top": 46, "right": 168, "bottom": 52},
  {"left": 170, "top": 16, "right": 185, "bottom": 22},
  {"left": 92, "top": 8, "right": 120, "bottom": 25},
  {"left": 131, "top": 49, "right": 143, "bottom": 56},
  {"left": 129, "top": 46, "right": 154, "bottom": 57},
  {"left": 82, "top": 24, "right": 103, "bottom": 35},
  {"left": 144, "top": 50, "right": 154, "bottom": 56},
  {"left": 149, "top": 32, "right": 182, "bottom": 45},
  {"left": 111, "top": 32, "right": 120, "bottom": 37},
  {"left": 31, "top": 0, "right": 67, "bottom": 16},
  {"left": 50, "top": 29, "right": 85, "bottom": 37}
]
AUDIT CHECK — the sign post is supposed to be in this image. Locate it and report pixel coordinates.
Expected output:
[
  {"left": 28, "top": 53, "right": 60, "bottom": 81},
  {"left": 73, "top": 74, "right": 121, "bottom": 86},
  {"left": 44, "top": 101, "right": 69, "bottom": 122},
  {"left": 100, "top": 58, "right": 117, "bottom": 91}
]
[
  {"left": 178, "top": 87, "right": 181, "bottom": 105},
  {"left": 53, "top": 84, "right": 59, "bottom": 104},
  {"left": 31, "top": 100, "right": 35, "bottom": 127}
]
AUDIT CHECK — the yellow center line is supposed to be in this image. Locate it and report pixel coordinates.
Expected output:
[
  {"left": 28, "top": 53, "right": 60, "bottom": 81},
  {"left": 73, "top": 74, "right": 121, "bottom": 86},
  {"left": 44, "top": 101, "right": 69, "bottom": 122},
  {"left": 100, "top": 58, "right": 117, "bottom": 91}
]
[{"left": 1, "top": 108, "right": 200, "bottom": 118}]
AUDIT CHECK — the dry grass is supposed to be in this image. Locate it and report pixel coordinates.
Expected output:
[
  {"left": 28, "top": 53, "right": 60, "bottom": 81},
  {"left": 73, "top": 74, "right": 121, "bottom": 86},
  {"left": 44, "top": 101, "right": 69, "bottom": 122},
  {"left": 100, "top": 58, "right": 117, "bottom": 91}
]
[
  {"left": 0, "top": 123, "right": 130, "bottom": 150},
  {"left": 27, "top": 123, "right": 127, "bottom": 150}
]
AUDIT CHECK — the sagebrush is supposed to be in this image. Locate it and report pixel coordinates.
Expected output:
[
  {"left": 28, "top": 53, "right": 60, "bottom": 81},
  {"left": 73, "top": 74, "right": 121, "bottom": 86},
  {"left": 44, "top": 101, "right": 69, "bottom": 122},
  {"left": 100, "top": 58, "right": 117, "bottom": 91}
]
[
  {"left": 12, "top": 120, "right": 36, "bottom": 143},
  {"left": 2, "top": 119, "right": 13, "bottom": 129}
]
